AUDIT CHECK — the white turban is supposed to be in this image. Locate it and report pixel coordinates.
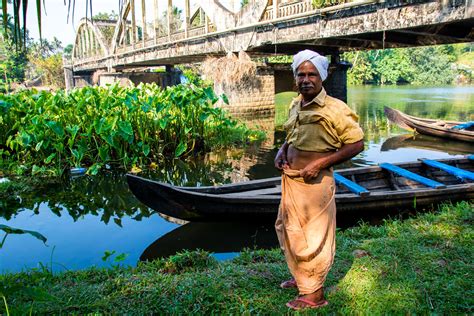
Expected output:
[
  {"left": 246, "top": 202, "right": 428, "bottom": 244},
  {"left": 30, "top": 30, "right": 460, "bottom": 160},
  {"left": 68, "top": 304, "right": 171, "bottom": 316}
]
[{"left": 291, "top": 50, "right": 329, "bottom": 81}]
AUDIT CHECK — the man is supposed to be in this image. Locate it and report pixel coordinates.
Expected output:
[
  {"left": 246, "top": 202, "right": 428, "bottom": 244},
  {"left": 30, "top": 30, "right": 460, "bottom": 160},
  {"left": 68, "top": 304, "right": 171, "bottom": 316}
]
[{"left": 274, "top": 50, "right": 364, "bottom": 310}]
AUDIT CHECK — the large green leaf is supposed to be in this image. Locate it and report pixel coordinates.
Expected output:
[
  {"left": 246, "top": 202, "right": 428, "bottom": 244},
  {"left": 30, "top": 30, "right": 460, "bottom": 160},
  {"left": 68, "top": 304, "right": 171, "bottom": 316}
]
[
  {"left": 174, "top": 141, "right": 187, "bottom": 157},
  {"left": 46, "top": 121, "right": 65, "bottom": 137},
  {"left": 118, "top": 121, "right": 133, "bottom": 136},
  {"left": 0, "top": 224, "right": 47, "bottom": 247},
  {"left": 159, "top": 118, "right": 168, "bottom": 130}
]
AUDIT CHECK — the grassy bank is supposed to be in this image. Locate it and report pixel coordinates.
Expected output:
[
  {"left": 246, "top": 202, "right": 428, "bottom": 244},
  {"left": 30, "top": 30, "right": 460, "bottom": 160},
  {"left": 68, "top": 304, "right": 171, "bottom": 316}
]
[
  {"left": 275, "top": 91, "right": 297, "bottom": 128},
  {"left": 1, "top": 201, "right": 472, "bottom": 314}
]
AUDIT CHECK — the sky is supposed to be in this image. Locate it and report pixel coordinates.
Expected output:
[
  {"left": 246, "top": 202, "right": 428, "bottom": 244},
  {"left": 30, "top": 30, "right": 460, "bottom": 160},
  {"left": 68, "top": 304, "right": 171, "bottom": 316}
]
[
  {"left": 26, "top": 0, "right": 123, "bottom": 46},
  {"left": 23, "top": 0, "right": 236, "bottom": 47}
]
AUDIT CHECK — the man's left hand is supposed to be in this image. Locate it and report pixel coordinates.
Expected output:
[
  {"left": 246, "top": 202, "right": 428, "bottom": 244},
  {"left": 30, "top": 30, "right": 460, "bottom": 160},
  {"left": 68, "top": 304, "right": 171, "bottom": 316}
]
[{"left": 300, "top": 163, "right": 321, "bottom": 182}]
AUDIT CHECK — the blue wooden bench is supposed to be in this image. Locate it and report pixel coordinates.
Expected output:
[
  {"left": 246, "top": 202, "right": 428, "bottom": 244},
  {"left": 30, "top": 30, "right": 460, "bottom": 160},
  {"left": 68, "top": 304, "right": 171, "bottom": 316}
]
[
  {"left": 334, "top": 173, "right": 370, "bottom": 196},
  {"left": 379, "top": 163, "right": 446, "bottom": 189},
  {"left": 451, "top": 121, "right": 474, "bottom": 130},
  {"left": 421, "top": 159, "right": 474, "bottom": 181}
]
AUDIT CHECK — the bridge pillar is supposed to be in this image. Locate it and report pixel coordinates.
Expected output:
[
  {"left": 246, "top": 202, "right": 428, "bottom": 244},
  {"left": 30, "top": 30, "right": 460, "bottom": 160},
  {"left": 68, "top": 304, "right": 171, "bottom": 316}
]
[
  {"left": 323, "top": 58, "right": 351, "bottom": 103},
  {"left": 214, "top": 66, "right": 275, "bottom": 120},
  {"left": 63, "top": 64, "right": 74, "bottom": 91}
]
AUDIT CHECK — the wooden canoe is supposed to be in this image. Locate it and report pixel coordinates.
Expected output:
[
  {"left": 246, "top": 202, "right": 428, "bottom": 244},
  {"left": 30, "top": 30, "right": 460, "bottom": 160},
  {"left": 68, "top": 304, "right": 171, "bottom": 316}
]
[
  {"left": 127, "top": 157, "right": 474, "bottom": 222},
  {"left": 384, "top": 107, "right": 474, "bottom": 142}
]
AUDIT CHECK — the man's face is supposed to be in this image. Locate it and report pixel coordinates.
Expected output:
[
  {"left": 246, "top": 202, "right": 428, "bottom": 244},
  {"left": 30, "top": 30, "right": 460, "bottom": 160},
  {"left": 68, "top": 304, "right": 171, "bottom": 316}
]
[{"left": 295, "top": 61, "right": 323, "bottom": 100}]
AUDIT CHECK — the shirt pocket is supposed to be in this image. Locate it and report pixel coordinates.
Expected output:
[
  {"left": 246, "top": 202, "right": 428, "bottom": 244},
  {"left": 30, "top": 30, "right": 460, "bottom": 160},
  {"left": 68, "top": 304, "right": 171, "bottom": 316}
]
[
  {"left": 295, "top": 111, "right": 341, "bottom": 150},
  {"left": 297, "top": 111, "right": 324, "bottom": 125}
]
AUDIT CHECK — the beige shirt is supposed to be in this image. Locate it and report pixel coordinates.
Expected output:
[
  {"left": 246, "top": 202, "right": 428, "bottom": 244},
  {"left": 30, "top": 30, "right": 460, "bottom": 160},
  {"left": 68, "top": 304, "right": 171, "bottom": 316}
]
[{"left": 283, "top": 88, "right": 364, "bottom": 152}]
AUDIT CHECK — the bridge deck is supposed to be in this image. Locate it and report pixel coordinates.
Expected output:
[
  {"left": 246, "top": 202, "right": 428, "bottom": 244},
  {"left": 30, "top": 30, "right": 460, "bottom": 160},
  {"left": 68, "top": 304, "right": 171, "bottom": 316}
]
[{"left": 70, "top": 0, "right": 473, "bottom": 72}]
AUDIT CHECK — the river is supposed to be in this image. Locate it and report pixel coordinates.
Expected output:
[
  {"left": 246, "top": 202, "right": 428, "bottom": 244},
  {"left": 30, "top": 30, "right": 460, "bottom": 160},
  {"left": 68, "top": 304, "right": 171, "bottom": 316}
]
[{"left": 1, "top": 85, "right": 473, "bottom": 273}]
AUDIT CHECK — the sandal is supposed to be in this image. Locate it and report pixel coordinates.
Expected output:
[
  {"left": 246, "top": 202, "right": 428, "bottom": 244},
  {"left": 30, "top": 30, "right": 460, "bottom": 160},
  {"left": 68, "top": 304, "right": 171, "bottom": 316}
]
[{"left": 286, "top": 297, "right": 328, "bottom": 310}]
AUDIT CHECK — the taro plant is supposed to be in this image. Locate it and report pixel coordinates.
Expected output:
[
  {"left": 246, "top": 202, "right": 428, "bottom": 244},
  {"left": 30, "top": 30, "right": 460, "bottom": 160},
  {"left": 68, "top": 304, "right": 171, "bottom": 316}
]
[
  {"left": 0, "top": 224, "right": 47, "bottom": 248},
  {"left": 0, "top": 83, "right": 264, "bottom": 176}
]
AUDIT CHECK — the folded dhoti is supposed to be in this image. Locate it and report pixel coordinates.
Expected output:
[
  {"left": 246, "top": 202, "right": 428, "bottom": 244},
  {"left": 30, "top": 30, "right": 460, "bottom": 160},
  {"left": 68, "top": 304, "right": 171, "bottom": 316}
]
[{"left": 275, "top": 168, "right": 336, "bottom": 295}]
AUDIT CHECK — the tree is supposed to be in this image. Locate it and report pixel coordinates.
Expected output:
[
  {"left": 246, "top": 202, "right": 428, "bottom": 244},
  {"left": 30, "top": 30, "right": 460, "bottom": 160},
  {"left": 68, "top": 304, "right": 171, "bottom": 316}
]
[
  {"left": 63, "top": 44, "right": 73, "bottom": 59},
  {"left": 0, "top": 11, "right": 28, "bottom": 91},
  {"left": 28, "top": 37, "right": 65, "bottom": 88}
]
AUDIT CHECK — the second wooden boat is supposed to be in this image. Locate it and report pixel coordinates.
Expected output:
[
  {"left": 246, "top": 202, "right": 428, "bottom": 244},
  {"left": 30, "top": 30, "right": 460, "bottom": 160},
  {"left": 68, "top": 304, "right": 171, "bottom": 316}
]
[
  {"left": 127, "top": 157, "right": 474, "bottom": 222},
  {"left": 384, "top": 107, "right": 474, "bottom": 142}
]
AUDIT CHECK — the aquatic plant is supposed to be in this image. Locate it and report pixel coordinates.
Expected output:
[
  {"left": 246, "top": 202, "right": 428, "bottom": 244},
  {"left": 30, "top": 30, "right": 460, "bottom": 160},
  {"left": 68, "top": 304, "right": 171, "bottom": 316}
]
[{"left": 0, "top": 83, "right": 264, "bottom": 176}]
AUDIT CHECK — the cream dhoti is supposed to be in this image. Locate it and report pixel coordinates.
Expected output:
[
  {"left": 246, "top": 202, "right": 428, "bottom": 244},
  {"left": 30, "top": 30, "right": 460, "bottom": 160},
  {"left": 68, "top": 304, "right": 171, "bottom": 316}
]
[{"left": 275, "top": 168, "right": 336, "bottom": 295}]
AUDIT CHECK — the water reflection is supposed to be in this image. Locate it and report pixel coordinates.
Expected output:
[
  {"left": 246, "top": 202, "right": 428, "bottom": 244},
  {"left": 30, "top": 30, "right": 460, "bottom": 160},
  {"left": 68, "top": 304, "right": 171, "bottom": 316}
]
[
  {"left": 140, "top": 205, "right": 426, "bottom": 263},
  {"left": 140, "top": 222, "right": 278, "bottom": 261},
  {"left": 382, "top": 134, "right": 474, "bottom": 155},
  {"left": 1, "top": 173, "right": 151, "bottom": 224}
]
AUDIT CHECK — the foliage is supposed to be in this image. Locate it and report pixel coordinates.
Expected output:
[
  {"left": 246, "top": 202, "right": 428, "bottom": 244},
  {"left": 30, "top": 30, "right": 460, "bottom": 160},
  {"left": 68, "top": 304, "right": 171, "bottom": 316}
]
[
  {"left": 29, "top": 54, "right": 64, "bottom": 88},
  {"left": 62, "top": 44, "right": 73, "bottom": 59},
  {"left": 0, "top": 13, "right": 28, "bottom": 92},
  {"left": 1, "top": 0, "right": 95, "bottom": 50},
  {"left": 28, "top": 37, "right": 62, "bottom": 59},
  {"left": 92, "top": 11, "right": 118, "bottom": 44},
  {"left": 0, "top": 201, "right": 472, "bottom": 314},
  {"left": 0, "top": 83, "right": 264, "bottom": 176},
  {"left": 312, "top": 0, "right": 346, "bottom": 9},
  {"left": 154, "top": 6, "right": 183, "bottom": 37},
  {"left": 26, "top": 37, "right": 65, "bottom": 88},
  {"left": 344, "top": 44, "right": 471, "bottom": 85},
  {"left": 265, "top": 55, "right": 292, "bottom": 63}
]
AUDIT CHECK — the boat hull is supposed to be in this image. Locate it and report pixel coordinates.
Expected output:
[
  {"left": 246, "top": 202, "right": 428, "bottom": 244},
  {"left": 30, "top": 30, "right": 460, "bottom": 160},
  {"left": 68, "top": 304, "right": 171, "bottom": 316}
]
[
  {"left": 384, "top": 107, "right": 474, "bottom": 142},
  {"left": 127, "top": 158, "right": 474, "bottom": 222}
]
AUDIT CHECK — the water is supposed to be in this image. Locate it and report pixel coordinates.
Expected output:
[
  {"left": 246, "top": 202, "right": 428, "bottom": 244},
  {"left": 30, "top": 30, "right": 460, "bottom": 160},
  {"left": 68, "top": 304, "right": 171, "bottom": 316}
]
[{"left": 1, "top": 85, "right": 473, "bottom": 273}]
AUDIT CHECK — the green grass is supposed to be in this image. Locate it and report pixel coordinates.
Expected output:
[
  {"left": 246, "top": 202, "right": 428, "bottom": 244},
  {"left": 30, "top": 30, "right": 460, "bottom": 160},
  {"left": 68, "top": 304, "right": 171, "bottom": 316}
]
[
  {"left": 1, "top": 201, "right": 472, "bottom": 314},
  {"left": 457, "top": 51, "right": 474, "bottom": 68},
  {"left": 275, "top": 91, "right": 297, "bottom": 129}
]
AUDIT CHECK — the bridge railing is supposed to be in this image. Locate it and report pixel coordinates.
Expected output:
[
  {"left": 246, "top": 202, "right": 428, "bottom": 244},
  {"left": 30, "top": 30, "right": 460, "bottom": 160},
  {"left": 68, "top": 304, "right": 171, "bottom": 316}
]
[
  {"left": 74, "top": 0, "right": 386, "bottom": 66},
  {"left": 263, "top": 1, "right": 314, "bottom": 21}
]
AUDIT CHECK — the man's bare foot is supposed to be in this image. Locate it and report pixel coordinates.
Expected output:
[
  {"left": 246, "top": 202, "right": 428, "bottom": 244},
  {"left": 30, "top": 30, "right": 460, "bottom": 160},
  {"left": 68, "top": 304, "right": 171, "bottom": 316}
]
[{"left": 286, "top": 287, "right": 328, "bottom": 310}]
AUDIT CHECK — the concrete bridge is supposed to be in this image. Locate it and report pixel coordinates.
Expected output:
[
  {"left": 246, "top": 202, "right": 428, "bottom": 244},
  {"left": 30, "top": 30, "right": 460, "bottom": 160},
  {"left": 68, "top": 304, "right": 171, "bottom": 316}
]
[{"left": 65, "top": 0, "right": 473, "bottom": 117}]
